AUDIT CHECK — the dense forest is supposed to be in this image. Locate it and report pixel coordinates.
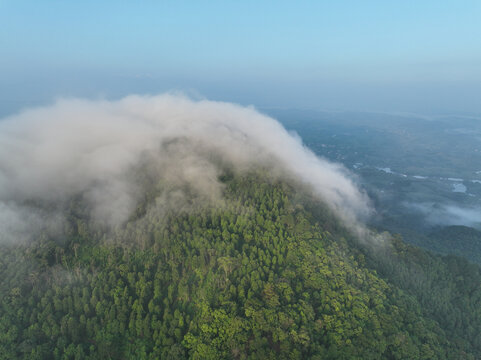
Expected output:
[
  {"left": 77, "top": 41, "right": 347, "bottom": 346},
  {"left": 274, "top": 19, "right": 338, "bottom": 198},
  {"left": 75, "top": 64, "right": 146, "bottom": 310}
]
[
  {"left": 424, "top": 226, "right": 481, "bottom": 265},
  {"left": 1, "top": 172, "right": 481, "bottom": 359}
]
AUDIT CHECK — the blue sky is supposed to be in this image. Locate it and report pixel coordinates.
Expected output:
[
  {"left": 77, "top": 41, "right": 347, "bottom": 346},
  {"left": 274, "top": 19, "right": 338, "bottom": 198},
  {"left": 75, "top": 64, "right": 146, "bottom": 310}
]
[{"left": 1, "top": 1, "right": 481, "bottom": 114}]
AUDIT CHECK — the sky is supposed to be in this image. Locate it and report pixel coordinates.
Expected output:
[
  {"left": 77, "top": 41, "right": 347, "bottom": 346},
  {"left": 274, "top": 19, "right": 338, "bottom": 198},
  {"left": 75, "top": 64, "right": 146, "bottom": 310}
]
[{"left": 1, "top": 0, "right": 481, "bottom": 115}]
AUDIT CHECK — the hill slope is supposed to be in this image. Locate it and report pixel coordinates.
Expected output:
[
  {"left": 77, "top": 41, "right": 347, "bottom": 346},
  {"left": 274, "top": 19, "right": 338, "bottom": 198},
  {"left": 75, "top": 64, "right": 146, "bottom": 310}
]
[{"left": 1, "top": 173, "right": 481, "bottom": 359}]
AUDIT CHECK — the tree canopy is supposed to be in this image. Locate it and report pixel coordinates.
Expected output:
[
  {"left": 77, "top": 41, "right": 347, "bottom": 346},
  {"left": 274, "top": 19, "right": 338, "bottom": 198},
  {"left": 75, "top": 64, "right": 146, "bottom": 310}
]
[{"left": 0, "top": 172, "right": 480, "bottom": 359}]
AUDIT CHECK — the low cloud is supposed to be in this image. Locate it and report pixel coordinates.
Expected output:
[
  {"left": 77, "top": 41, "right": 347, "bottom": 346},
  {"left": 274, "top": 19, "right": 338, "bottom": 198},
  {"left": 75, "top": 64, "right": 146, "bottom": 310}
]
[
  {"left": 405, "top": 202, "right": 481, "bottom": 229},
  {"left": 0, "top": 94, "right": 372, "bottom": 243}
]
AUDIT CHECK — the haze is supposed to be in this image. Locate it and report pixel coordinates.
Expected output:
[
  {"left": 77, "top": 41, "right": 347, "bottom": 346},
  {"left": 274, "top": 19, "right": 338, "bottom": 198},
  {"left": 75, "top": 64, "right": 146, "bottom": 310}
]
[{"left": 2, "top": 1, "right": 481, "bottom": 116}]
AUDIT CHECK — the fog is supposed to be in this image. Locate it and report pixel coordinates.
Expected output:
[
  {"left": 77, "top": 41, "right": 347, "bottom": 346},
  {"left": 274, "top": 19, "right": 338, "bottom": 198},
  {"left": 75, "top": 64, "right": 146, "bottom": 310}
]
[
  {"left": 406, "top": 202, "right": 481, "bottom": 229},
  {"left": 0, "top": 94, "right": 372, "bottom": 243}
]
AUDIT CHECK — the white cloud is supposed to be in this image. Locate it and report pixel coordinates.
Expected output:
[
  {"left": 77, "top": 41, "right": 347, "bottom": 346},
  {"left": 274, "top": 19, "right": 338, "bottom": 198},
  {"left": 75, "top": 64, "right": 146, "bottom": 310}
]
[{"left": 0, "top": 94, "right": 372, "bottom": 242}]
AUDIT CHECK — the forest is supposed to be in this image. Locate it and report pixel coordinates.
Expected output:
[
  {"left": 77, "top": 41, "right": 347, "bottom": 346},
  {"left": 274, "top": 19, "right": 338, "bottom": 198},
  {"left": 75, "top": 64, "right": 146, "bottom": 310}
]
[{"left": 1, "top": 172, "right": 481, "bottom": 359}]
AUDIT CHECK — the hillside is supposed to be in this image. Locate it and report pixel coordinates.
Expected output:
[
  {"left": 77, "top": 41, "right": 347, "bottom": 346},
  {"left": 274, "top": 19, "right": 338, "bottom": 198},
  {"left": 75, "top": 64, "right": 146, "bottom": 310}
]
[
  {"left": 271, "top": 109, "right": 481, "bottom": 265},
  {"left": 424, "top": 226, "right": 481, "bottom": 265},
  {"left": 1, "top": 173, "right": 480, "bottom": 359}
]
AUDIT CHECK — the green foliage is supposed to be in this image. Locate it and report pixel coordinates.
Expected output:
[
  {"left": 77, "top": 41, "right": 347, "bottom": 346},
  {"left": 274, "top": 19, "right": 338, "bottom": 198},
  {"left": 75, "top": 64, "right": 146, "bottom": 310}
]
[
  {"left": 425, "top": 225, "right": 481, "bottom": 265},
  {"left": 0, "top": 173, "right": 480, "bottom": 359}
]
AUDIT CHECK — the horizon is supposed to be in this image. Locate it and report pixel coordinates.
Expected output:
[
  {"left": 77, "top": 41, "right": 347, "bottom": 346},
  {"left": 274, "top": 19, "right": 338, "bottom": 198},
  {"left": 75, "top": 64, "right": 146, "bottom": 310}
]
[{"left": 2, "top": 1, "right": 481, "bottom": 116}]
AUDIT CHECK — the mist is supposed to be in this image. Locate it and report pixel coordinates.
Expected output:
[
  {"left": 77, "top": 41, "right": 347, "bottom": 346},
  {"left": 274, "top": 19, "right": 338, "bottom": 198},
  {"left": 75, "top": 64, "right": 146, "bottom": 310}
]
[
  {"left": 406, "top": 202, "right": 481, "bottom": 229},
  {"left": 0, "top": 94, "right": 372, "bottom": 243}
]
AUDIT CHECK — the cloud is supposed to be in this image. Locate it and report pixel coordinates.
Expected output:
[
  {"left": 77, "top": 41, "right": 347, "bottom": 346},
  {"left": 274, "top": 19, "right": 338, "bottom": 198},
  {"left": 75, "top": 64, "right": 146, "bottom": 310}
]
[
  {"left": 0, "top": 202, "right": 63, "bottom": 244},
  {"left": 0, "top": 94, "right": 372, "bottom": 243},
  {"left": 405, "top": 202, "right": 481, "bottom": 229}
]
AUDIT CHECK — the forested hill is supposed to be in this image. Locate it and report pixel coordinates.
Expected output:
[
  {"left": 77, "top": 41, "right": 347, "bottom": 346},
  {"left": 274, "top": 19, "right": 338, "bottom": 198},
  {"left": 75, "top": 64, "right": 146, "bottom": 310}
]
[{"left": 1, "top": 173, "right": 481, "bottom": 359}]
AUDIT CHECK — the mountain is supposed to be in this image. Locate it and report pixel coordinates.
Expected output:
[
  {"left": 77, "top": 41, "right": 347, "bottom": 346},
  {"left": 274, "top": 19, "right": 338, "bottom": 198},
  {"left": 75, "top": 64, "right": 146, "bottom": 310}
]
[
  {"left": 1, "top": 172, "right": 480, "bottom": 359},
  {"left": 269, "top": 109, "right": 481, "bottom": 266},
  {"left": 424, "top": 225, "right": 481, "bottom": 265}
]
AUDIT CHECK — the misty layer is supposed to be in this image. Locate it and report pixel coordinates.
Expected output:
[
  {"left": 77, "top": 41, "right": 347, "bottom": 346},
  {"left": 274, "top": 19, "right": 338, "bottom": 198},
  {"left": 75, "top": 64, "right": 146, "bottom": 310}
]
[
  {"left": 0, "top": 94, "right": 371, "bottom": 243},
  {"left": 406, "top": 202, "right": 481, "bottom": 229}
]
